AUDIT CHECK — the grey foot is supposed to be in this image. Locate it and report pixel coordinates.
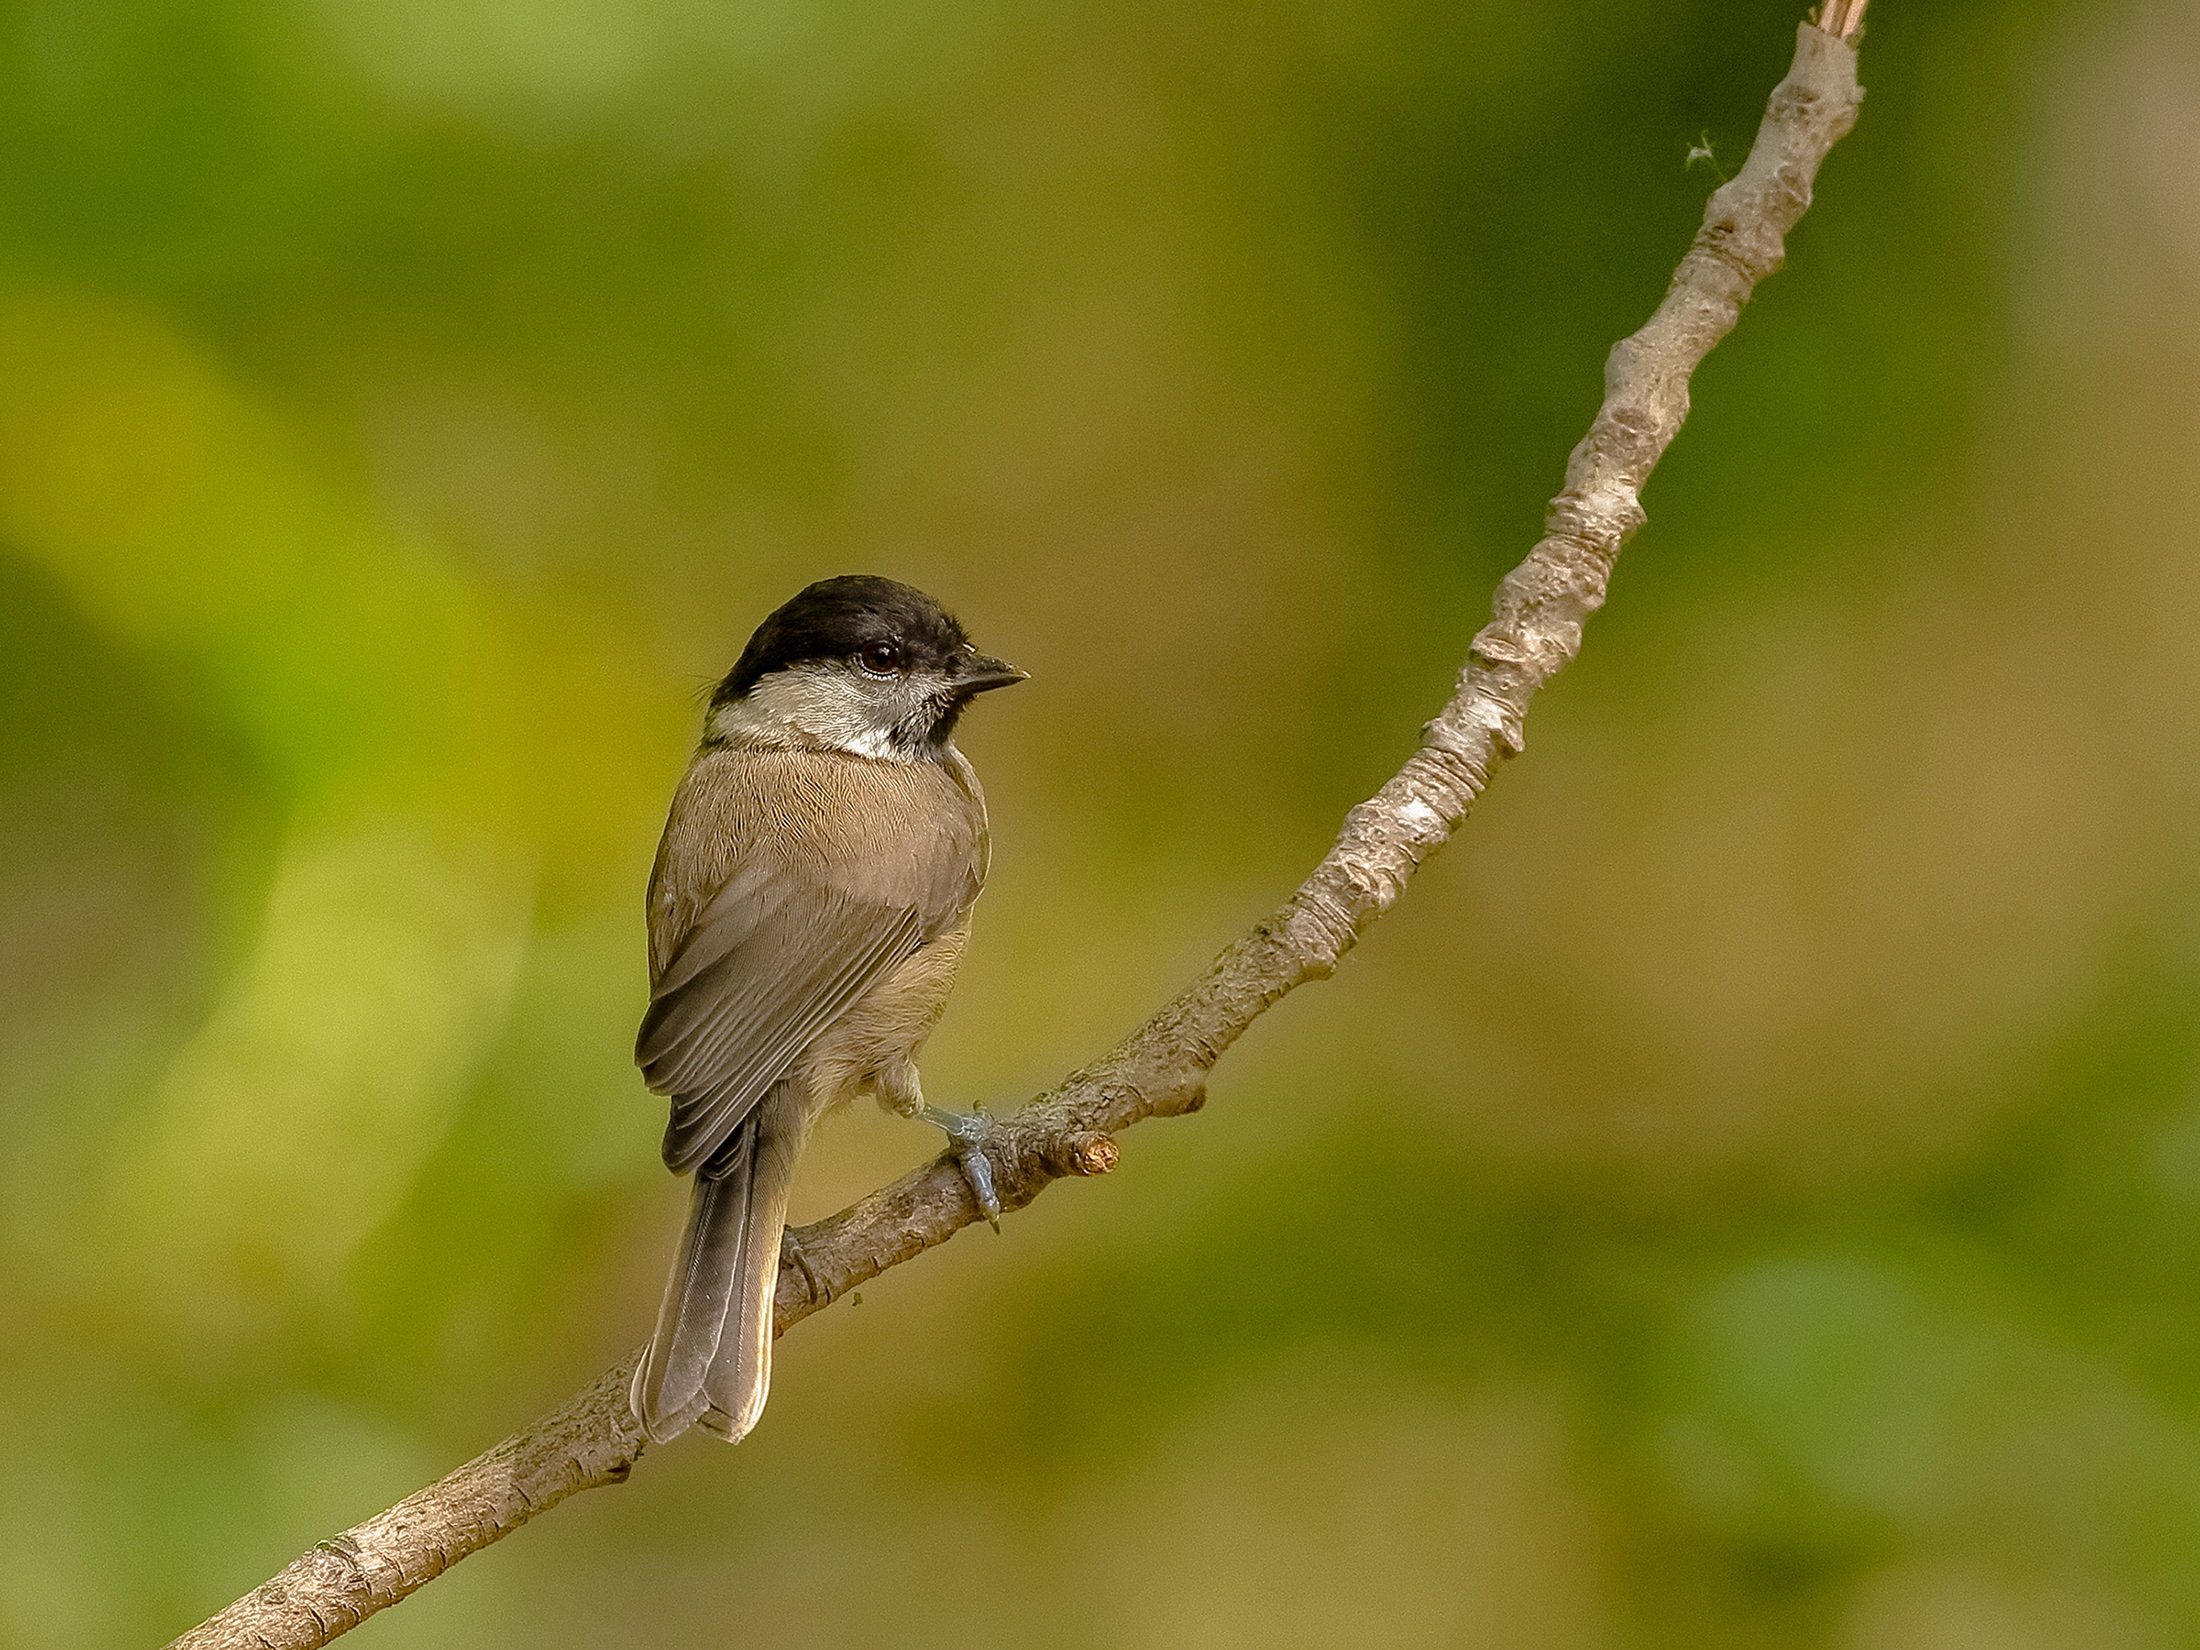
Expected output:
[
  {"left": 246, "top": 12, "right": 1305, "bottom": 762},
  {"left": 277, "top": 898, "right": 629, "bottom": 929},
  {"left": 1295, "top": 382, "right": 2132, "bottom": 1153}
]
[{"left": 923, "top": 1104, "right": 1003, "bottom": 1230}]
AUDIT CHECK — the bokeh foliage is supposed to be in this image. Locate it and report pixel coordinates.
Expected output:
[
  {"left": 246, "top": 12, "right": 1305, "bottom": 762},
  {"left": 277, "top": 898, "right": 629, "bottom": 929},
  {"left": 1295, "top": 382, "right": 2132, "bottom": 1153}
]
[{"left": 4, "top": 0, "right": 2199, "bottom": 1645}]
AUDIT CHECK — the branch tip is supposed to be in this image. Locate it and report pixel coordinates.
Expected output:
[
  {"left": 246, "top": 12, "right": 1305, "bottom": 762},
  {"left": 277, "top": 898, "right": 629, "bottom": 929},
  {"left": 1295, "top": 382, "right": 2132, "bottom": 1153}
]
[{"left": 1812, "top": 0, "right": 1867, "bottom": 41}]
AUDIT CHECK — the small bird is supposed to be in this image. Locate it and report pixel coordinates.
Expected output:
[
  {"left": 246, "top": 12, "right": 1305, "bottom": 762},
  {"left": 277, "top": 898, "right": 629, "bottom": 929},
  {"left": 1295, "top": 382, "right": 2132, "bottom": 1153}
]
[{"left": 631, "top": 575, "right": 1025, "bottom": 1445}]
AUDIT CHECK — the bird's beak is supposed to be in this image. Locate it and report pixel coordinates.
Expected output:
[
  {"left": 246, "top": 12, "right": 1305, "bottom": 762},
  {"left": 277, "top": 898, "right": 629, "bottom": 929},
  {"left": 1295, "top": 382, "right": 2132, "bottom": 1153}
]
[{"left": 953, "top": 654, "right": 1028, "bottom": 696}]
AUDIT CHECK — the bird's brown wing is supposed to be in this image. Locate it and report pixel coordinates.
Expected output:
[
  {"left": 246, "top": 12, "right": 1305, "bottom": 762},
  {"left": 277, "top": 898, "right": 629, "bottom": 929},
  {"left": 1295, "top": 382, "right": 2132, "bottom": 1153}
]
[{"left": 637, "top": 859, "right": 923, "bottom": 1174}]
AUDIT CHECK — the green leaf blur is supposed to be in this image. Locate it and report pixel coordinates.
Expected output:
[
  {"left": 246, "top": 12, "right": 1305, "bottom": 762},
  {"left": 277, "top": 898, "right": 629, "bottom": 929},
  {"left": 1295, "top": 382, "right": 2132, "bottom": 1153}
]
[{"left": 2, "top": 1, "right": 2194, "bottom": 1646}]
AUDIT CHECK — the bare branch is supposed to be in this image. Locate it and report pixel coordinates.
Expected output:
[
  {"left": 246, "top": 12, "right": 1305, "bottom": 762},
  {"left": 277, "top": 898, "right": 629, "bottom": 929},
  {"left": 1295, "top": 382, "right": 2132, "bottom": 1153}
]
[{"left": 164, "top": 18, "right": 1865, "bottom": 1650}]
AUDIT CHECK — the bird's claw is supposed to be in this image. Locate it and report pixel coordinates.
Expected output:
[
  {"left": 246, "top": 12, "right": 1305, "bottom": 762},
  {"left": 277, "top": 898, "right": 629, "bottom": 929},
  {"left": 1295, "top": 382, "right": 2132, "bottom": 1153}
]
[{"left": 923, "top": 1103, "right": 1003, "bottom": 1231}]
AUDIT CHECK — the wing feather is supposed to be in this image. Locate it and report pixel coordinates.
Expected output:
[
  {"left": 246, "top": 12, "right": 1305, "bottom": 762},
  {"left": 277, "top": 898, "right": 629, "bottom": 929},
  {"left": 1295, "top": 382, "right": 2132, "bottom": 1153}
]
[{"left": 639, "top": 878, "right": 921, "bottom": 1174}]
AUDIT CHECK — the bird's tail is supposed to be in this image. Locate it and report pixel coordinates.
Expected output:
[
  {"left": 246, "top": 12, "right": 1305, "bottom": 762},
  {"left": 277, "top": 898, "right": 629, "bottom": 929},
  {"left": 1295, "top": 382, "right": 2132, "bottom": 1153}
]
[{"left": 631, "top": 1101, "right": 800, "bottom": 1445}]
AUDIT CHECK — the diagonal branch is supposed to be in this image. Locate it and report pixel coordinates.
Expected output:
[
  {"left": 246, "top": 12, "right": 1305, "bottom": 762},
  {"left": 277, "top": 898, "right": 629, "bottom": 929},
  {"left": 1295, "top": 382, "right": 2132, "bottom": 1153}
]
[{"left": 165, "top": 11, "right": 1866, "bottom": 1647}]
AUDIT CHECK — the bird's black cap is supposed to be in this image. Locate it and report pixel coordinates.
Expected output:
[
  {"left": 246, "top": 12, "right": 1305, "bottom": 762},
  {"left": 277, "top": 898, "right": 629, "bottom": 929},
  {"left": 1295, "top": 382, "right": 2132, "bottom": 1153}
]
[{"left": 713, "top": 575, "right": 975, "bottom": 706}]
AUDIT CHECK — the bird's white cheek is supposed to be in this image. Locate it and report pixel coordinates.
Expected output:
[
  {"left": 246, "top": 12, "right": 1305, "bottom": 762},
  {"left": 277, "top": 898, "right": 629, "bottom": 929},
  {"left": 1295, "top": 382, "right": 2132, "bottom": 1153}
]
[
  {"left": 711, "top": 667, "right": 929, "bottom": 762},
  {"left": 708, "top": 664, "right": 941, "bottom": 761}
]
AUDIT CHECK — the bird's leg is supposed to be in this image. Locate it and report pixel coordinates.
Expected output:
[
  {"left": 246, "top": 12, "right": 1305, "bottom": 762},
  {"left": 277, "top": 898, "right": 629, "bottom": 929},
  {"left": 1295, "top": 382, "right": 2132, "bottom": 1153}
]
[
  {"left": 922, "top": 1103, "right": 1003, "bottom": 1231},
  {"left": 879, "top": 1067, "right": 1003, "bottom": 1231}
]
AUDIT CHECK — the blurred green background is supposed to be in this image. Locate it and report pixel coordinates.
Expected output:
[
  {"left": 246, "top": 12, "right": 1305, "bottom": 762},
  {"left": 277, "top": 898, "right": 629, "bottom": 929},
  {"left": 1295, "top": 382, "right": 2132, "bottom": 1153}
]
[{"left": 3, "top": 0, "right": 2197, "bottom": 1644}]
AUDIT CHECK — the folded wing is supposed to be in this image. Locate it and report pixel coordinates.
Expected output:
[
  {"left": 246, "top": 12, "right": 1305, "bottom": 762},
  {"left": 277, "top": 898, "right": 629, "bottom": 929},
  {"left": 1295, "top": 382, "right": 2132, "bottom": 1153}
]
[{"left": 637, "top": 858, "right": 922, "bottom": 1174}]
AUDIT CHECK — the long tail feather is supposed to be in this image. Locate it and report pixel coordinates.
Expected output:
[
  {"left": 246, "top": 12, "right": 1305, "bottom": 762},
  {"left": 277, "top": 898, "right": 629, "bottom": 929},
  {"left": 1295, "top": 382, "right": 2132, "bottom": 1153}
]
[
  {"left": 633, "top": 1128, "right": 751, "bottom": 1442},
  {"left": 630, "top": 1099, "right": 800, "bottom": 1445},
  {"left": 694, "top": 1111, "right": 798, "bottom": 1442}
]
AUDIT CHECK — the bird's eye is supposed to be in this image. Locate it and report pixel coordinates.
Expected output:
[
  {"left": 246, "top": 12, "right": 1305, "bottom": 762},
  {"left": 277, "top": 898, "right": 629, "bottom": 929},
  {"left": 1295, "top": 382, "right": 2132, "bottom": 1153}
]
[{"left": 858, "top": 641, "right": 903, "bottom": 676}]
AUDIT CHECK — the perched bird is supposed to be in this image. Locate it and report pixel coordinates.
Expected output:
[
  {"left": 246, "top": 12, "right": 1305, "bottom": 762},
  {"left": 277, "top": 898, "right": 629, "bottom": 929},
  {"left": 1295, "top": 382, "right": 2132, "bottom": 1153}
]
[{"left": 631, "top": 575, "right": 1025, "bottom": 1444}]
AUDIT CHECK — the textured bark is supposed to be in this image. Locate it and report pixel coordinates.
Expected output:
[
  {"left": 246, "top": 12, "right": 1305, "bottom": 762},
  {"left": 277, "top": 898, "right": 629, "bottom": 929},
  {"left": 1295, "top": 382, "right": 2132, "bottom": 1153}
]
[{"left": 165, "top": 12, "right": 1866, "bottom": 1647}]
